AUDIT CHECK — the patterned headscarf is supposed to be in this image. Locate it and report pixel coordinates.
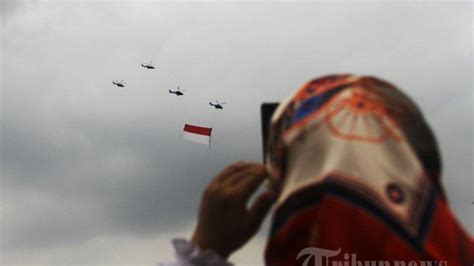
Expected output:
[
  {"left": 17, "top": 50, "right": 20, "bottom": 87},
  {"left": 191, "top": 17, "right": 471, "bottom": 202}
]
[{"left": 264, "top": 74, "right": 472, "bottom": 265}]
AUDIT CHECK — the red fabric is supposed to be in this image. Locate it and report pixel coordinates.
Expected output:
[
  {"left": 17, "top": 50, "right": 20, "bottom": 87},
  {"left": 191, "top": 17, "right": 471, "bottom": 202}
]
[
  {"left": 183, "top": 124, "right": 212, "bottom": 136},
  {"left": 424, "top": 198, "right": 474, "bottom": 265},
  {"left": 265, "top": 194, "right": 473, "bottom": 265}
]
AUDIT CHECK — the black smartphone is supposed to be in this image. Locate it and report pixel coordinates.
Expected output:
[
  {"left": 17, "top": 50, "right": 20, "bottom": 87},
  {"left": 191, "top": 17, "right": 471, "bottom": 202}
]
[{"left": 260, "top": 103, "right": 279, "bottom": 163}]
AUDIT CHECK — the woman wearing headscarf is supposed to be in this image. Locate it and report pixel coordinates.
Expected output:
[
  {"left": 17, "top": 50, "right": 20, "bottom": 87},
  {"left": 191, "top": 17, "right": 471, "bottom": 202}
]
[{"left": 161, "top": 74, "right": 473, "bottom": 266}]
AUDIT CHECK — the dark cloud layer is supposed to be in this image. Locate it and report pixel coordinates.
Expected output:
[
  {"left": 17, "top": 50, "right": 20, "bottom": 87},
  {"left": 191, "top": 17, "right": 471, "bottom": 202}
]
[{"left": 1, "top": 2, "right": 472, "bottom": 264}]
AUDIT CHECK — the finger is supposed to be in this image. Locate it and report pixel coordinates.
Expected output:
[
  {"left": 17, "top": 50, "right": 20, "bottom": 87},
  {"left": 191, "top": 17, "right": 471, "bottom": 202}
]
[
  {"left": 226, "top": 163, "right": 265, "bottom": 185},
  {"left": 247, "top": 190, "right": 277, "bottom": 231},
  {"left": 213, "top": 161, "right": 248, "bottom": 183},
  {"left": 231, "top": 165, "right": 268, "bottom": 199}
]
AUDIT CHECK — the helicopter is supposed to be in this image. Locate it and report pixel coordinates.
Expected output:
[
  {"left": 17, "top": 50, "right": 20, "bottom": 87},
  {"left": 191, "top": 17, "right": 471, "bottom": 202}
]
[
  {"left": 112, "top": 79, "right": 125, "bottom": 87},
  {"left": 141, "top": 61, "right": 155, "bottom": 69},
  {"left": 169, "top": 86, "right": 185, "bottom": 96},
  {"left": 209, "top": 100, "right": 227, "bottom": 109}
]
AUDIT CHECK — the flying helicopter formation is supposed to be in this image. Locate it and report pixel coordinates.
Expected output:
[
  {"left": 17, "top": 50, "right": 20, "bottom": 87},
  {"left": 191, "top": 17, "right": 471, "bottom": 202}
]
[{"left": 113, "top": 61, "right": 228, "bottom": 110}]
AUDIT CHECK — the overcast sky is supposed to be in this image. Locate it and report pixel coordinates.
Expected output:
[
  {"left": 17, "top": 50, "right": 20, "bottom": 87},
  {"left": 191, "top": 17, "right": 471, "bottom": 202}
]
[{"left": 1, "top": 1, "right": 472, "bottom": 265}]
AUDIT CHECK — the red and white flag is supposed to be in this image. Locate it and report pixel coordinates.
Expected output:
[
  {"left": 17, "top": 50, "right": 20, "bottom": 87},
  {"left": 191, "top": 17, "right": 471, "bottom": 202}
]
[{"left": 183, "top": 124, "right": 212, "bottom": 147}]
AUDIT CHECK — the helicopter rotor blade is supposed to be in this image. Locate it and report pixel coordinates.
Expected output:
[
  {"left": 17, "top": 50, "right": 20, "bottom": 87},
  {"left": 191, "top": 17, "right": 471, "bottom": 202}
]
[{"left": 220, "top": 102, "right": 227, "bottom": 105}]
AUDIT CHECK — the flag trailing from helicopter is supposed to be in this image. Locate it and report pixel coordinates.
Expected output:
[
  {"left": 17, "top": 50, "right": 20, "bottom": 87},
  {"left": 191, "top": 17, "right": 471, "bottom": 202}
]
[{"left": 183, "top": 124, "right": 212, "bottom": 148}]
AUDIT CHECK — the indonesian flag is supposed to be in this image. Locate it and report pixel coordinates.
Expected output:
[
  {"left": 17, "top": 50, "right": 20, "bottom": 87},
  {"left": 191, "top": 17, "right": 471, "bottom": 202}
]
[{"left": 183, "top": 124, "right": 212, "bottom": 147}]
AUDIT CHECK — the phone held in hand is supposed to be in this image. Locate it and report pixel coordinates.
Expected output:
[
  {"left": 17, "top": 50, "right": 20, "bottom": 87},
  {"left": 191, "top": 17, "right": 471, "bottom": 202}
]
[{"left": 260, "top": 103, "right": 279, "bottom": 163}]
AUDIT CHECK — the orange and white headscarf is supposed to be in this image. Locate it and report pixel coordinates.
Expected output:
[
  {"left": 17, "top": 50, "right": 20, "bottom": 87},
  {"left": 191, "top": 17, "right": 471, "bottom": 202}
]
[{"left": 264, "top": 74, "right": 473, "bottom": 265}]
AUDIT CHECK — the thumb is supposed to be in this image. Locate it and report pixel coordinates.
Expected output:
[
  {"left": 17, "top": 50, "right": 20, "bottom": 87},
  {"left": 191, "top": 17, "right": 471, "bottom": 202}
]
[{"left": 247, "top": 190, "right": 277, "bottom": 231}]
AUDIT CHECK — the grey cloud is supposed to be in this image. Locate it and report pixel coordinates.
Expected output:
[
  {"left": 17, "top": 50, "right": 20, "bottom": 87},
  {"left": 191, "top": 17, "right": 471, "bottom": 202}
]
[{"left": 1, "top": 1, "right": 30, "bottom": 22}]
